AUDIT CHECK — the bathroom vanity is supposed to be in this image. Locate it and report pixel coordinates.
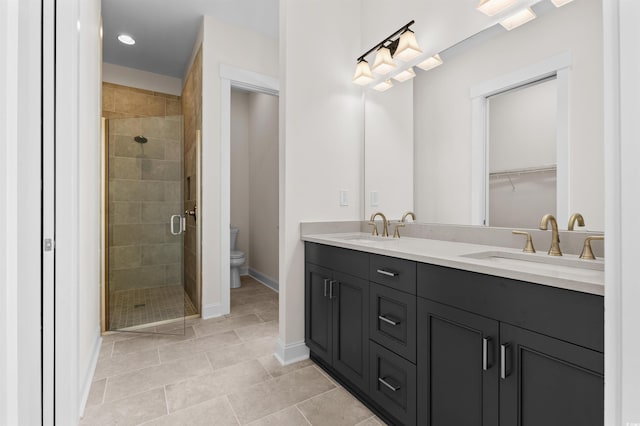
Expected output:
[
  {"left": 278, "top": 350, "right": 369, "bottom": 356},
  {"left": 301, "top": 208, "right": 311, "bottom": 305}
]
[{"left": 302, "top": 233, "right": 604, "bottom": 426}]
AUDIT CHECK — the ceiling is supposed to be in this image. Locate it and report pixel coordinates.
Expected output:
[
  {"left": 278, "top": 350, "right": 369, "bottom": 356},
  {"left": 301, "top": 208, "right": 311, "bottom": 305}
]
[{"left": 102, "top": 0, "right": 279, "bottom": 79}]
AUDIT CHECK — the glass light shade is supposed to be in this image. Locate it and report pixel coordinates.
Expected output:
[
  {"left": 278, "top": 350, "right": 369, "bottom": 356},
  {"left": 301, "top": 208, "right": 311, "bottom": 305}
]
[
  {"left": 117, "top": 34, "right": 136, "bottom": 45},
  {"left": 500, "top": 8, "right": 536, "bottom": 31},
  {"left": 417, "top": 54, "right": 443, "bottom": 72},
  {"left": 372, "top": 47, "right": 396, "bottom": 75},
  {"left": 373, "top": 80, "right": 394, "bottom": 92},
  {"left": 352, "top": 60, "right": 374, "bottom": 86},
  {"left": 392, "top": 67, "right": 416, "bottom": 82},
  {"left": 476, "top": 0, "right": 516, "bottom": 16},
  {"left": 551, "top": 0, "right": 574, "bottom": 6},
  {"left": 393, "top": 30, "right": 422, "bottom": 62}
]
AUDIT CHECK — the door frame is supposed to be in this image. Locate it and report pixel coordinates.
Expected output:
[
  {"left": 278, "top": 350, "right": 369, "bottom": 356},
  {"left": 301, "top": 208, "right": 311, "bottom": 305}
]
[{"left": 219, "top": 65, "right": 279, "bottom": 315}]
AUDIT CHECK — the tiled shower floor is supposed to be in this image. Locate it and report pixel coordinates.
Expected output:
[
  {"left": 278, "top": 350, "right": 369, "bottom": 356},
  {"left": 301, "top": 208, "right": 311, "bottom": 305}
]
[{"left": 109, "top": 285, "right": 198, "bottom": 330}]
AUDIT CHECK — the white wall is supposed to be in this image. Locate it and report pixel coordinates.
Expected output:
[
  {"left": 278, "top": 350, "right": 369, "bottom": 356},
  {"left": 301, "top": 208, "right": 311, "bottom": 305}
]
[
  {"left": 231, "top": 90, "right": 251, "bottom": 266},
  {"left": 1, "top": 0, "right": 43, "bottom": 423},
  {"left": 103, "top": 62, "right": 183, "bottom": 96},
  {"left": 278, "top": 0, "right": 364, "bottom": 363},
  {"left": 414, "top": 0, "right": 603, "bottom": 229},
  {"left": 201, "top": 17, "right": 279, "bottom": 318},
  {"left": 248, "top": 93, "right": 279, "bottom": 284},
  {"left": 55, "top": 0, "right": 103, "bottom": 422}
]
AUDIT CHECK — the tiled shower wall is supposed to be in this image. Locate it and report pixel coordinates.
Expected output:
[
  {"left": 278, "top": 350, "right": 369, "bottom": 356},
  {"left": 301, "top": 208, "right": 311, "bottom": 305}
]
[
  {"left": 181, "top": 46, "right": 202, "bottom": 310},
  {"left": 104, "top": 83, "right": 185, "bottom": 292}
]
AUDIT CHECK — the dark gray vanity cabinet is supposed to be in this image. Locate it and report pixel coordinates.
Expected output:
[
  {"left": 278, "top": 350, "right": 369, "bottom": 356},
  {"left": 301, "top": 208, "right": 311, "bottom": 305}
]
[
  {"left": 305, "top": 243, "right": 370, "bottom": 392},
  {"left": 416, "top": 263, "right": 604, "bottom": 426}
]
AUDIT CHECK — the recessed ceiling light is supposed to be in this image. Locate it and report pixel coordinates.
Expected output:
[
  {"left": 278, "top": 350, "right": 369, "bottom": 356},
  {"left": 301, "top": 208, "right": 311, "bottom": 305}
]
[
  {"left": 500, "top": 8, "right": 537, "bottom": 31},
  {"left": 551, "top": 0, "right": 574, "bottom": 6},
  {"left": 117, "top": 34, "right": 135, "bottom": 45},
  {"left": 476, "top": 0, "right": 517, "bottom": 17}
]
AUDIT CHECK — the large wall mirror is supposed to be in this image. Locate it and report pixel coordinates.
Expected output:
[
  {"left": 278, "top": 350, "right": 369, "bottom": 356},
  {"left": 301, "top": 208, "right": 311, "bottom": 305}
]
[{"left": 363, "top": 0, "right": 604, "bottom": 231}]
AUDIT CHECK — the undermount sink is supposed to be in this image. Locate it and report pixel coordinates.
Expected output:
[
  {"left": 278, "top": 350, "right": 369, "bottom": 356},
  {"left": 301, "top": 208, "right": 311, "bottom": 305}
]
[
  {"left": 461, "top": 250, "right": 604, "bottom": 272},
  {"left": 334, "top": 234, "right": 395, "bottom": 245}
]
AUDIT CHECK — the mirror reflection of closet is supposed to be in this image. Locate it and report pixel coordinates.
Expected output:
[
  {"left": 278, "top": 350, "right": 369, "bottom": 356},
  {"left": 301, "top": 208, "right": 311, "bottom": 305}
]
[{"left": 487, "top": 76, "right": 557, "bottom": 228}]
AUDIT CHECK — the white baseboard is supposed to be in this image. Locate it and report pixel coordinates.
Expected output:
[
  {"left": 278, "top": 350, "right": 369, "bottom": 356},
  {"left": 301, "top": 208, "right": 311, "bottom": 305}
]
[
  {"left": 201, "top": 302, "right": 228, "bottom": 319},
  {"left": 274, "top": 338, "right": 310, "bottom": 366},
  {"left": 78, "top": 327, "right": 102, "bottom": 418},
  {"left": 248, "top": 268, "right": 279, "bottom": 292}
]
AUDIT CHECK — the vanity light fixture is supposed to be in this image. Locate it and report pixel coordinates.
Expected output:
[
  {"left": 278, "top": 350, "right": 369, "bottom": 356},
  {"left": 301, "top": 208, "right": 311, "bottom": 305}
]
[
  {"left": 417, "top": 53, "right": 444, "bottom": 71},
  {"left": 352, "top": 59, "right": 375, "bottom": 86},
  {"left": 550, "top": 0, "right": 574, "bottom": 7},
  {"left": 371, "top": 46, "right": 396, "bottom": 75},
  {"left": 117, "top": 34, "right": 136, "bottom": 45},
  {"left": 392, "top": 67, "right": 416, "bottom": 82},
  {"left": 373, "top": 80, "right": 394, "bottom": 92},
  {"left": 352, "top": 20, "right": 422, "bottom": 88},
  {"left": 500, "top": 8, "right": 537, "bottom": 30},
  {"left": 476, "top": 0, "right": 517, "bottom": 16}
]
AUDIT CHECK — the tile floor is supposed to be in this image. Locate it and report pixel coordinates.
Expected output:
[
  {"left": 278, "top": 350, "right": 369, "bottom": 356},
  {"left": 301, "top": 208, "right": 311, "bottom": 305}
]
[
  {"left": 109, "top": 285, "right": 198, "bottom": 330},
  {"left": 83, "top": 276, "right": 385, "bottom": 425}
]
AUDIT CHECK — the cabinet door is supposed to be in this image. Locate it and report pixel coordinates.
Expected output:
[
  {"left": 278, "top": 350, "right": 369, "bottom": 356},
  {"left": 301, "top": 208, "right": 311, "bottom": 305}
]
[
  {"left": 500, "top": 323, "right": 604, "bottom": 426},
  {"left": 332, "top": 271, "right": 369, "bottom": 392},
  {"left": 417, "top": 299, "right": 499, "bottom": 426},
  {"left": 305, "top": 263, "right": 333, "bottom": 365}
]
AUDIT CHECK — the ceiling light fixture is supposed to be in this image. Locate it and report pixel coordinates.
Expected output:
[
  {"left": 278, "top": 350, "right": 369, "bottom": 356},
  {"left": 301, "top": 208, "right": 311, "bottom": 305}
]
[
  {"left": 500, "top": 8, "right": 537, "bottom": 30},
  {"left": 352, "top": 20, "right": 423, "bottom": 89},
  {"left": 117, "top": 34, "right": 136, "bottom": 45},
  {"left": 373, "top": 80, "right": 394, "bottom": 92},
  {"left": 550, "top": 0, "right": 574, "bottom": 6},
  {"left": 392, "top": 67, "right": 416, "bottom": 83},
  {"left": 476, "top": 0, "right": 517, "bottom": 16},
  {"left": 417, "top": 54, "right": 444, "bottom": 72}
]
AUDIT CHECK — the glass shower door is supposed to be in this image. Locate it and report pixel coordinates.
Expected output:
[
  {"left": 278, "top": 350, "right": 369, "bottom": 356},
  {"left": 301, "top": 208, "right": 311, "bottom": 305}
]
[{"left": 106, "top": 115, "right": 191, "bottom": 334}]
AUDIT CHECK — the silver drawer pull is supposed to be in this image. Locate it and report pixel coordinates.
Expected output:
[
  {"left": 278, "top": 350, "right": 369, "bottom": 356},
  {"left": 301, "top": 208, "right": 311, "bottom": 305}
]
[
  {"left": 378, "top": 315, "right": 399, "bottom": 326},
  {"left": 376, "top": 269, "right": 398, "bottom": 277},
  {"left": 378, "top": 377, "right": 400, "bottom": 392}
]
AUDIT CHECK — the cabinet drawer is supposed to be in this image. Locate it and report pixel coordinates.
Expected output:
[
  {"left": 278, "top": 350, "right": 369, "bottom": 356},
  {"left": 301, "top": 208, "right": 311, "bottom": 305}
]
[
  {"left": 370, "top": 254, "right": 416, "bottom": 294},
  {"left": 305, "top": 242, "right": 369, "bottom": 279},
  {"left": 369, "top": 341, "right": 416, "bottom": 426},
  {"left": 370, "top": 283, "right": 416, "bottom": 363}
]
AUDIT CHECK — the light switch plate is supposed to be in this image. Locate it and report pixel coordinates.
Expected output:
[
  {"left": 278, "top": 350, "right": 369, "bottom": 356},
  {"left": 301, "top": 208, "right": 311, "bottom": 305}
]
[
  {"left": 370, "top": 191, "right": 379, "bottom": 207},
  {"left": 339, "top": 190, "right": 349, "bottom": 206}
]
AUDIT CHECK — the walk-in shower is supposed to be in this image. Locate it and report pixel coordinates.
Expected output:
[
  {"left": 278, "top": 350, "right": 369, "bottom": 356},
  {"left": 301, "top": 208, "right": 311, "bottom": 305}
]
[{"left": 102, "top": 115, "right": 200, "bottom": 333}]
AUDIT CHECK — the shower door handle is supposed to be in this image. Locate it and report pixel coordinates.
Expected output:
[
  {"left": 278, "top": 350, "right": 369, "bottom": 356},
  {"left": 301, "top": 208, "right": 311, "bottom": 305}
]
[{"left": 170, "top": 214, "right": 184, "bottom": 235}]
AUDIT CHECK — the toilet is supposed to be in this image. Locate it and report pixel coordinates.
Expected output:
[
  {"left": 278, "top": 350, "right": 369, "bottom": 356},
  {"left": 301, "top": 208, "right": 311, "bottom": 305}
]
[{"left": 230, "top": 226, "right": 246, "bottom": 289}]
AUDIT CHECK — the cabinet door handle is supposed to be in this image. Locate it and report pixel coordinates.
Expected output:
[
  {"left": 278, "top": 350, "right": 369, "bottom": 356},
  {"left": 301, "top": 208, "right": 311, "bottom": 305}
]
[
  {"left": 378, "top": 377, "right": 400, "bottom": 392},
  {"left": 376, "top": 269, "right": 398, "bottom": 277},
  {"left": 483, "top": 337, "right": 492, "bottom": 371},
  {"left": 500, "top": 343, "right": 511, "bottom": 379},
  {"left": 329, "top": 280, "right": 336, "bottom": 299},
  {"left": 378, "top": 315, "right": 400, "bottom": 326},
  {"left": 323, "top": 279, "right": 330, "bottom": 297}
]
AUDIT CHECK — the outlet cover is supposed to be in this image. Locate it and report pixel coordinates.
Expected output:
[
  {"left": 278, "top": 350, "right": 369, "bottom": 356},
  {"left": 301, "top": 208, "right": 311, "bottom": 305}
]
[{"left": 339, "top": 190, "right": 349, "bottom": 206}]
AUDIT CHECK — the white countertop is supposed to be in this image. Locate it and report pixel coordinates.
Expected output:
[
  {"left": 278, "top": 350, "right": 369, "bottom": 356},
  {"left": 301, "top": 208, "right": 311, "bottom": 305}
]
[{"left": 301, "top": 232, "right": 604, "bottom": 296}]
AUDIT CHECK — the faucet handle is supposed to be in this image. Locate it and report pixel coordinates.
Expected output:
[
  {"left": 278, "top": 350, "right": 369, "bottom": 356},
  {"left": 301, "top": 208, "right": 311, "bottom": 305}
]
[
  {"left": 393, "top": 221, "right": 405, "bottom": 238},
  {"left": 580, "top": 235, "right": 604, "bottom": 260},
  {"left": 512, "top": 230, "right": 536, "bottom": 253},
  {"left": 368, "top": 221, "right": 379, "bottom": 236}
]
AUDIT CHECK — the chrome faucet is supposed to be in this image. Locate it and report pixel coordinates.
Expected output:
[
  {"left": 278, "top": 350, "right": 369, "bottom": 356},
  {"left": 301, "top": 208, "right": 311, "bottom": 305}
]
[
  {"left": 369, "top": 212, "right": 389, "bottom": 237},
  {"left": 539, "top": 214, "right": 562, "bottom": 256},
  {"left": 568, "top": 213, "right": 585, "bottom": 231}
]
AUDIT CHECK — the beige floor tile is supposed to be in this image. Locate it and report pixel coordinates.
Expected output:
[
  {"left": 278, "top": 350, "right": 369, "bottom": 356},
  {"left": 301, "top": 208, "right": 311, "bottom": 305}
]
[
  {"left": 255, "top": 308, "right": 278, "bottom": 323},
  {"left": 227, "top": 366, "right": 335, "bottom": 425},
  {"left": 234, "top": 321, "right": 279, "bottom": 342},
  {"left": 101, "top": 331, "right": 139, "bottom": 345},
  {"left": 159, "top": 330, "right": 241, "bottom": 363},
  {"left": 85, "top": 379, "right": 107, "bottom": 407},
  {"left": 246, "top": 406, "right": 310, "bottom": 426},
  {"left": 193, "top": 314, "right": 263, "bottom": 338},
  {"left": 258, "top": 355, "right": 313, "bottom": 378},
  {"left": 98, "top": 341, "right": 114, "bottom": 360},
  {"left": 93, "top": 348, "right": 160, "bottom": 381},
  {"left": 111, "top": 327, "right": 196, "bottom": 356},
  {"left": 142, "top": 396, "right": 239, "bottom": 425},
  {"left": 231, "top": 292, "right": 278, "bottom": 307},
  {"left": 297, "top": 388, "right": 373, "bottom": 426},
  {"left": 206, "top": 336, "right": 276, "bottom": 371},
  {"left": 313, "top": 365, "right": 341, "bottom": 387},
  {"left": 354, "top": 417, "right": 383, "bottom": 426},
  {"left": 104, "top": 353, "right": 212, "bottom": 402},
  {"left": 227, "top": 300, "right": 277, "bottom": 318},
  {"left": 165, "top": 359, "right": 271, "bottom": 413},
  {"left": 81, "top": 387, "right": 167, "bottom": 425}
]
